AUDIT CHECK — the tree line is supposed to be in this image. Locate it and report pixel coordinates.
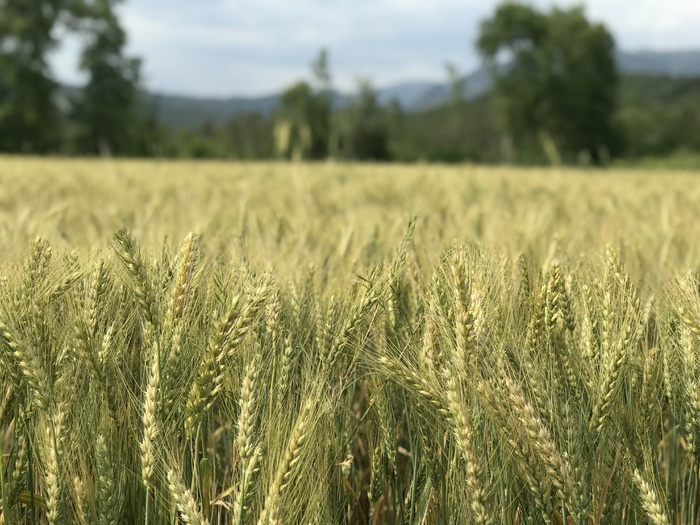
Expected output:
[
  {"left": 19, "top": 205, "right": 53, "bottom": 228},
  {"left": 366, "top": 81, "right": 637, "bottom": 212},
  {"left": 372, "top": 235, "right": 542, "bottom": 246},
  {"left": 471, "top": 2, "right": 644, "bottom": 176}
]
[{"left": 1, "top": 1, "right": 699, "bottom": 164}]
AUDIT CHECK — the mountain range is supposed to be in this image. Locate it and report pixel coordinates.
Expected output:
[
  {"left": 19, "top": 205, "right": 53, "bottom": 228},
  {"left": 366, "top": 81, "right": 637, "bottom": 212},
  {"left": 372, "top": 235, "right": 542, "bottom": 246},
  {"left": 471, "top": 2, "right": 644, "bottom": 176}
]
[{"left": 144, "top": 50, "right": 700, "bottom": 129}]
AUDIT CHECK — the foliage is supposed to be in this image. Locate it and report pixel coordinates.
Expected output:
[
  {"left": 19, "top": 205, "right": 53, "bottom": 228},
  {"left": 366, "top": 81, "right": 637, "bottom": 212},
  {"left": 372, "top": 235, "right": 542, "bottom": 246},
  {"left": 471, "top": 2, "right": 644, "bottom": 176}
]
[
  {"left": 0, "top": 0, "right": 160, "bottom": 156},
  {"left": 616, "top": 75, "right": 700, "bottom": 158},
  {"left": 152, "top": 72, "right": 700, "bottom": 165},
  {"left": 0, "top": 0, "right": 83, "bottom": 153},
  {"left": 477, "top": 3, "right": 620, "bottom": 164},
  {"left": 71, "top": 0, "right": 146, "bottom": 156},
  {"left": 165, "top": 114, "right": 275, "bottom": 160},
  {"left": 388, "top": 93, "right": 501, "bottom": 163},
  {"left": 274, "top": 50, "right": 332, "bottom": 160},
  {"left": 331, "top": 80, "right": 391, "bottom": 161}
]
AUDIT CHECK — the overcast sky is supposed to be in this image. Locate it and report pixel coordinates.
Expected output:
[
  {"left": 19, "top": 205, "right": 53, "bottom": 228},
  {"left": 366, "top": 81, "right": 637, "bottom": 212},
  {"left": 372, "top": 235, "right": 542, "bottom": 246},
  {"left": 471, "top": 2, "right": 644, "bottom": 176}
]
[{"left": 50, "top": 0, "right": 700, "bottom": 98}]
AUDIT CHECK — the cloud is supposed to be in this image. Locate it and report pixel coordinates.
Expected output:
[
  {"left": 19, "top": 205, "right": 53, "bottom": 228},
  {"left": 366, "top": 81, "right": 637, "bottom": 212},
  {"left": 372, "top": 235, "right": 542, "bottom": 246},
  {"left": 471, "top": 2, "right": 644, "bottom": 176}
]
[
  {"left": 543, "top": 0, "right": 700, "bottom": 49},
  {"left": 49, "top": 0, "right": 700, "bottom": 97}
]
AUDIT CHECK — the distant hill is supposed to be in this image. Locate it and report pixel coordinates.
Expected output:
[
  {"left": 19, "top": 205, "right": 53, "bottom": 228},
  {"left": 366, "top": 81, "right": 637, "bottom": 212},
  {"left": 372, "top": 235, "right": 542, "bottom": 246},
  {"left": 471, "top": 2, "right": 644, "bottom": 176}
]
[
  {"left": 412, "top": 50, "right": 700, "bottom": 110},
  {"left": 147, "top": 84, "right": 447, "bottom": 129},
  {"left": 132, "top": 49, "right": 700, "bottom": 129},
  {"left": 616, "top": 50, "right": 700, "bottom": 77},
  {"left": 411, "top": 66, "right": 495, "bottom": 110},
  {"left": 149, "top": 92, "right": 279, "bottom": 129},
  {"left": 374, "top": 81, "right": 444, "bottom": 108}
]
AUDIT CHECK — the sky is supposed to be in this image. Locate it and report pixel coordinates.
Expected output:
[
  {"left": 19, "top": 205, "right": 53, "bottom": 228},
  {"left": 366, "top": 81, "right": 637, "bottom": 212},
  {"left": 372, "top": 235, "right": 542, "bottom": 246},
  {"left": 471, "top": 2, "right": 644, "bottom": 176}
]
[{"left": 50, "top": 0, "right": 700, "bottom": 98}]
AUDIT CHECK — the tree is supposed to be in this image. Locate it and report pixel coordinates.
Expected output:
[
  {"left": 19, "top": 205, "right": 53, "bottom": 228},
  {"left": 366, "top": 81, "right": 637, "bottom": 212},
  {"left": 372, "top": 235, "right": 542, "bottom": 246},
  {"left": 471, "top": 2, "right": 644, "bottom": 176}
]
[
  {"left": 73, "top": 0, "right": 144, "bottom": 155},
  {"left": 274, "top": 49, "right": 332, "bottom": 160},
  {"left": 0, "top": 0, "right": 85, "bottom": 153},
  {"left": 445, "top": 62, "right": 466, "bottom": 110},
  {"left": 311, "top": 48, "right": 331, "bottom": 95},
  {"left": 331, "top": 80, "right": 390, "bottom": 161},
  {"left": 477, "top": 3, "right": 619, "bottom": 164},
  {"left": 616, "top": 75, "right": 700, "bottom": 159},
  {"left": 275, "top": 82, "right": 317, "bottom": 160},
  {"left": 310, "top": 48, "right": 332, "bottom": 156}
]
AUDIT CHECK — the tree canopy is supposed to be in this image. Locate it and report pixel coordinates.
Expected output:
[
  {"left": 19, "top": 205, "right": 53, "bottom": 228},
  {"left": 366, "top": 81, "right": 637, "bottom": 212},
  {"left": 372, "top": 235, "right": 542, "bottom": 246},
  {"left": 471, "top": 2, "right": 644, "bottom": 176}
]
[
  {"left": 274, "top": 49, "right": 332, "bottom": 160},
  {"left": 477, "top": 3, "right": 619, "bottom": 164},
  {"left": 0, "top": 0, "right": 81, "bottom": 152},
  {"left": 0, "top": 0, "right": 150, "bottom": 155},
  {"left": 72, "top": 0, "right": 144, "bottom": 155}
]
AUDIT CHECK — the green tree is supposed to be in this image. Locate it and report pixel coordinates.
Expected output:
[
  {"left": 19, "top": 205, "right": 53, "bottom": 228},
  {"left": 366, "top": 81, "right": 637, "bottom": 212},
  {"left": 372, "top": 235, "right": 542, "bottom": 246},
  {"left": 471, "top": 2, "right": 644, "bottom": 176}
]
[
  {"left": 73, "top": 0, "right": 144, "bottom": 155},
  {"left": 331, "top": 80, "right": 390, "bottom": 161},
  {"left": 275, "top": 82, "right": 316, "bottom": 159},
  {"left": 311, "top": 48, "right": 331, "bottom": 95},
  {"left": 0, "top": 0, "right": 85, "bottom": 153},
  {"left": 310, "top": 48, "right": 332, "bottom": 156},
  {"left": 445, "top": 62, "right": 466, "bottom": 110},
  {"left": 615, "top": 75, "right": 700, "bottom": 159},
  {"left": 477, "top": 3, "right": 619, "bottom": 164},
  {"left": 275, "top": 49, "right": 332, "bottom": 160}
]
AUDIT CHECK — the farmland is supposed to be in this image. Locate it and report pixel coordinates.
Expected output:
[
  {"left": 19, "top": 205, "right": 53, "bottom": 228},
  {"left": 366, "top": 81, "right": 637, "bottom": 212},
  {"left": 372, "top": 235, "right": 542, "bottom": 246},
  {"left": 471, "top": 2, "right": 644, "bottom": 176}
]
[{"left": 2, "top": 158, "right": 700, "bottom": 524}]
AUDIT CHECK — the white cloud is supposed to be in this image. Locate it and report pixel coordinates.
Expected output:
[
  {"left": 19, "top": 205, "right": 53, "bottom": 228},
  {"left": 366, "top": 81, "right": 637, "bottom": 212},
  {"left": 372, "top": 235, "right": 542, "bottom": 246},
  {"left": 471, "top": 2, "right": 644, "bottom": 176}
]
[
  {"left": 121, "top": 10, "right": 273, "bottom": 50},
  {"left": 545, "top": 0, "right": 700, "bottom": 49},
  {"left": 49, "top": 0, "right": 700, "bottom": 97}
]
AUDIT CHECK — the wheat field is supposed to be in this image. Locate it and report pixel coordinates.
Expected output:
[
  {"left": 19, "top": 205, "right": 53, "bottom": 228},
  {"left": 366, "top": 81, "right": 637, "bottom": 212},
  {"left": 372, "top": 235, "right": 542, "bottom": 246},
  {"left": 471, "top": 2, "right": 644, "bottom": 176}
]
[{"left": 2, "top": 158, "right": 700, "bottom": 524}]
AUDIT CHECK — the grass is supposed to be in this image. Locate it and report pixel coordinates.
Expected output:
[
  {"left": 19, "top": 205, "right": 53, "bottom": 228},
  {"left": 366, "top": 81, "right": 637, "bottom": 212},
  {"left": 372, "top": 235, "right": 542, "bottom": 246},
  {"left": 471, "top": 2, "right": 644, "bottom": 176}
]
[{"left": 1, "top": 158, "right": 700, "bottom": 524}]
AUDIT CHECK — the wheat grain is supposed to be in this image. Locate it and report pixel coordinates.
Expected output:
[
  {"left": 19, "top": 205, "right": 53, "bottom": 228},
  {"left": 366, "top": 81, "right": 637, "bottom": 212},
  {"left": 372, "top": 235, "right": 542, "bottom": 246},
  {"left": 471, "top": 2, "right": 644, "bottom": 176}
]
[{"left": 167, "top": 469, "right": 209, "bottom": 525}]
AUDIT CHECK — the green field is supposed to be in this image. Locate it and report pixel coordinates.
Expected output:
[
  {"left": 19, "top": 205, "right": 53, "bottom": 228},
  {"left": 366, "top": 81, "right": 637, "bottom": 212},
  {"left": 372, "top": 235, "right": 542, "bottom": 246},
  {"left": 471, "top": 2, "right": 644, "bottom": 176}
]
[{"left": 2, "top": 159, "right": 700, "bottom": 524}]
